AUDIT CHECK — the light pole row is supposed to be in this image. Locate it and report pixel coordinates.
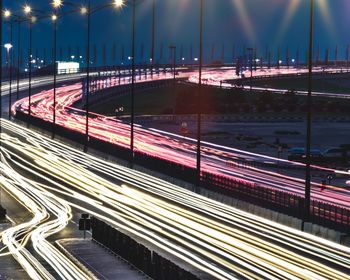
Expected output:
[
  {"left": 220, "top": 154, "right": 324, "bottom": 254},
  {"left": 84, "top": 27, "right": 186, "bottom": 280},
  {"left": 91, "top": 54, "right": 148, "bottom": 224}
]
[{"left": 1, "top": 1, "right": 315, "bottom": 228}]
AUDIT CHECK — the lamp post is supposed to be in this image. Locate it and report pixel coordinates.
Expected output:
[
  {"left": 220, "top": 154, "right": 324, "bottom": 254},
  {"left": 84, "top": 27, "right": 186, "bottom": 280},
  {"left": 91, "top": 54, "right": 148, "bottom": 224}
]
[
  {"left": 169, "top": 45, "right": 176, "bottom": 85},
  {"left": 150, "top": 0, "right": 155, "bottom": 78},
  {"left": 130, "top": 0, "right": 136, "bottom": 163},
  {"left": 4, "top": 10, "right": 26, "bottom": 106},
  {"left": 0, "top": 3, "right": 3, "bottom": 136},
  {"left": 196, "top": 0, "right": 203, "bottom": 191},
  {"left": 16, "top": 18, "right": 22, "bottom": 100},
  {"left": 51, "top": 7, "right": 58, "bottom": 138},
  {"left": 84, "top": 0, "right": 91, "bottom": 152},
  {"left": 4, "top": 11, "right": 14, "bottom": 120},
  {"left": 303, "top": 0, "right": 314, "bottom": 230},
  {"left": 5, "top": 42, "right": 13, "bottom": 119},
  {"left": 58, "top": 0, "right": 124, "bottom": 151},
  {"left": 246, "top": 47, "right": 253, "bottom": 93},
  {"left": 23, "top": 5, "right": 33, "bottom": 117}
]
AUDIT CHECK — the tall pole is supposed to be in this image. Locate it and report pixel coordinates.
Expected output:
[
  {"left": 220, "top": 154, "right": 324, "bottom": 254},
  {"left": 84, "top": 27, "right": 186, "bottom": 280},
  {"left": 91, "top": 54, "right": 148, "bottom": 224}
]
[
  {"left": 0, "top": 0, "right": 3, "bottom": 139},
  {"left": 16, "top": 20, "right": 21, "bottom": 100},
  {"left": 150, "top": 0, "right": 155, "bottom": 78},
  {"left": 84, "top": 0, "right": 91, "bottom": 152},
  {"left": 303, "top": 0, "right": 314, "bottom": 229},
  {"left": 52, "top": 15, "right": 57, "bottom": 138},
  {"left": 246, "top": 48, "right": 253, "bottom": 93},
  {"left": 0, "top": 0, "right": 3, "bottom": 207},
  {"left": 130, "top": 0, "right": 136, "bottom": 164},
  {"left": 196, "top": 0, "right": 203, "bottom": 191},
  {"left": 28, "top": 18, "right": 32, "bottom": 117},
  {"left": 169, "top": 46, "right": 176, "bottom": 84},
  {"left": 174, "top": 47, "right": 176, "bottom": 82},
  {"left": 8, "top": 21, "right": 13, "bottom": 119}
]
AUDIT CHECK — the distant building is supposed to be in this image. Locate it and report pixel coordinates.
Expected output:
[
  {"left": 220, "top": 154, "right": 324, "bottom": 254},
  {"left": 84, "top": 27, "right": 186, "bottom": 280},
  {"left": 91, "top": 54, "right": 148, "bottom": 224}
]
[{"left": 57, "top": 61, "right": 80, "bottom": 74}]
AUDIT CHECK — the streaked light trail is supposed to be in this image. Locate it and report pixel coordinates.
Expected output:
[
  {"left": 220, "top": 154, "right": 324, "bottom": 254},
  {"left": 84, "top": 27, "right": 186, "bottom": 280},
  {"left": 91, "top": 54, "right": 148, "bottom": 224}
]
[{"left": 0, "top": 119, "right": 349, "bottom": 279}]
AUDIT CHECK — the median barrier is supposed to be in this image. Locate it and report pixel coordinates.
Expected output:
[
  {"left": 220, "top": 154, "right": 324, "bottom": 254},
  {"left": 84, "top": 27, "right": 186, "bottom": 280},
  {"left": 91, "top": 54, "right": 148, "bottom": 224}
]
[
  {"left": 91, "top": 217, "right": 200, "bottom": 280},
  {"left": 0, "top": 206, "right": 6, "bottom": 219}
]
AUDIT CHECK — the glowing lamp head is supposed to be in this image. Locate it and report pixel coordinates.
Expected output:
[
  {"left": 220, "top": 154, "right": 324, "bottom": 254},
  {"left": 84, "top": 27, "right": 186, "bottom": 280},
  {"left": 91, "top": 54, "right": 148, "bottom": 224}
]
[
  {"left": 81, "top": 6, "right": 88, "bottom": 14},
  {"left": 52, "top": 14, "right": 58, "bottom": 21},
  {"left": 4, "top": 43, "right": 13, "bottom": 51},
  {"left": 4, "top": 10, "right": 11, "bottom": 18},
  {"left": 53, "top": 0, "right": 63, "bottom": 8},
  {"left": 114, "top": 0, "right": 124, "bottom": 8},
  {"left": 24, "top": 5, "right": 32, "bottom": 14}
]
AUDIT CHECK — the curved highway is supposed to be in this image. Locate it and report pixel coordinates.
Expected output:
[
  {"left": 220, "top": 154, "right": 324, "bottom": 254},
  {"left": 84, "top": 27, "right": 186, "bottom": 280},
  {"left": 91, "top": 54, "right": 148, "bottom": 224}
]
[{"left": 11, "top": 69, "right": 350, "bottom": 209}]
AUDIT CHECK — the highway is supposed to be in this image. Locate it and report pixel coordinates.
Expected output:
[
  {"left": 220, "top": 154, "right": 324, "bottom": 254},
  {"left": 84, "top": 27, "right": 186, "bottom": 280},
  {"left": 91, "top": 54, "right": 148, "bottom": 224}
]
[
  {"left": 11, "top": 70, "right": 350, "bottom": 209},
  {"left": 0, "top": 119, "right": 349, "bottom": 279},
  {"left": 189, "top": 66, "right": 350, "bottom": 99}
]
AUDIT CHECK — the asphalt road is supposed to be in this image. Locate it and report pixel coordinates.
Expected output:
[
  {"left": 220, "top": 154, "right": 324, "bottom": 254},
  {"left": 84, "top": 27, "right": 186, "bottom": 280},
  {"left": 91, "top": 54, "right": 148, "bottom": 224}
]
[{"left": 0, "top": 119, "right": 349, "bottom": 279}]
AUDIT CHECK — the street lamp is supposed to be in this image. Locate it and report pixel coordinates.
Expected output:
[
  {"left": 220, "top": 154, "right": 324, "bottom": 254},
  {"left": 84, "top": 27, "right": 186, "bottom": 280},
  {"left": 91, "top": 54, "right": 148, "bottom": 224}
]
[
  {"left": 4, "top": 44, "right": 12, "bottom": 68},
  {"left": 130, "top": 0, "right": 136, "bottom": 164},
  {"left": 58, "top": 0, "right": 124, "bottom": 151},
  {"left": 51, "top": 3, "right": 59, "bottom": 138},
  {"left": 23, "top": 5, "right": 34, "bottom": 117},
  {"left": 196, "top": 0, "right": 204, "bottom": 191},
  {"left": 0, "top": 3, "right": 3, "bottom": 132},
  {"left": 150, "top": 0, "right": 156, "bottom": 78},
  {"left": 4, "top": 42, "right": 13, "bottom": 120},
  {"left": 169, "top": 45, "right": 176, "bottom": 85},
  {"left": 303, "top": 0, "right": 314, "bottom": 230},
  {"left": 4, "top": 10, "right": 25, "bottom": 102},
  {"left": 4, "top": 11, "right": 14, "bottom": 120},
  {"left": 246, "top": 47, "right": 254, "bottom": 93}
]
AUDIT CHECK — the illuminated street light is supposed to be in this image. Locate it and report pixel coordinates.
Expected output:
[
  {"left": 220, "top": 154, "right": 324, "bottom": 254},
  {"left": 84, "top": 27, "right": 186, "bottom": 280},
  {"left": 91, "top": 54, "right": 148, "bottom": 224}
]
[
  {"left": 4, "top": 43, "right": 13, "bottom": 52},
  {"left": 81, "top": 6, "right": 88, "bottom": 15},
  {"left": 52, "top": 0, "right": 63, "bottom": 8},
  {"left": 4, "top": 10, "right": 11, "bottom": 18},
  {"left": 24, "top": 5, "right": 32, "bottom": 14},
  {"left": 52, "top": 14, "right": 58, "bottom": 21},
  {"left": 114, "top": 0, "right": 125, "bottom": 8}
]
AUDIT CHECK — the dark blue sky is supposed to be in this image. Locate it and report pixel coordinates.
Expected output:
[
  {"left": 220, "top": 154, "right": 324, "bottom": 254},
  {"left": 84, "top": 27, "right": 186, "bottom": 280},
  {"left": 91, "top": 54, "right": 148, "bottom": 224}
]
[{"left": 2, "top": 0, "right": 349, "bottom": 65}]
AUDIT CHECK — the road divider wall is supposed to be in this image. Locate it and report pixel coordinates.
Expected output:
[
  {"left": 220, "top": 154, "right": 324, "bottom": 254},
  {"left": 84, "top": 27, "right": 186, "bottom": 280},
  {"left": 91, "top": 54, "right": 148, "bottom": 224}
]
[{"left": 91, "top": 217, "right": 200, "bottom": 280}]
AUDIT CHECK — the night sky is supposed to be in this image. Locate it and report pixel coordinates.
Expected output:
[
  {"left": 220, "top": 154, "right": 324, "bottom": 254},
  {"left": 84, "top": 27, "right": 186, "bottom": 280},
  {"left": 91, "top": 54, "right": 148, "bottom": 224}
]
[{"left": 2, "top": 0, "right": 349, "bottom": 65}]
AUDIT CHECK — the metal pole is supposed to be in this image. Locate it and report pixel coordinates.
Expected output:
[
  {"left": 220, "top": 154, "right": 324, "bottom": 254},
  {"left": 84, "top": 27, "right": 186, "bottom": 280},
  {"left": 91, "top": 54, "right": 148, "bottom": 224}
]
[
  {"left": 196, "top": 0, "right": 203, "bottom": 191},
  {"left": 8, "top": 21, "right": 13, "bottom": 119},
  {"left": 28, "top": 18, "right": 32, "bottom": 117},
  {"left": 16, "top": 20, "right": 21, "bottom": 100},
  {"left": 303, "top": 0, "right": 314, "bottom": 229},
  {"left": 173, "top": 47, "right": 176, "bottom": 83},
  {"left": 250, "top": 50, "right": 253, "bottom": 92},
  {"left": 130, "top": 0, "right": 136, "bottom": 164},
  {"left": 151, "top": 0, "right": 155, "bottom": 78},
  {"left": 84, "top": 0, "right": 91, "bottom": 152},
  {"left": 0, "top": 0, "right": 3, "bottom": 138},
  {"left": 0, "top": 0, "right": 2, "bottom": 205},
  {"left": 52, "top": 15, "right": 57, "bottom": 138}
]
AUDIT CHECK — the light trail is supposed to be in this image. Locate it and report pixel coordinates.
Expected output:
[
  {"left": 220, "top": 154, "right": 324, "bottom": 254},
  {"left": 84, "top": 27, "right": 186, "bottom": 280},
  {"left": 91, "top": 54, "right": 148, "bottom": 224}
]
[
  {"left": 0, "top": 119, "right": 349, "bottom": 279},
  {"left": 0, "top": 151, "right": 91, "bottom": 280},
  {"left": 11, "top": 68, "right": 350, "bottom": 209},
  {"left": 189, "top": 67, "right": 350, "bottom": 99}
]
